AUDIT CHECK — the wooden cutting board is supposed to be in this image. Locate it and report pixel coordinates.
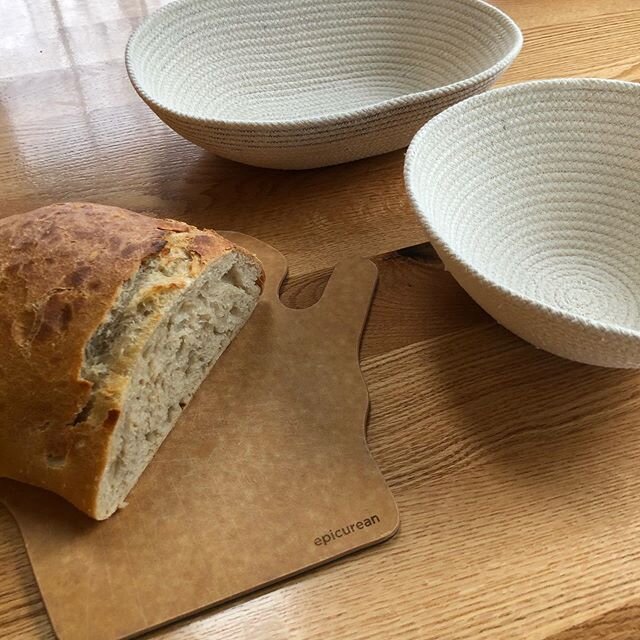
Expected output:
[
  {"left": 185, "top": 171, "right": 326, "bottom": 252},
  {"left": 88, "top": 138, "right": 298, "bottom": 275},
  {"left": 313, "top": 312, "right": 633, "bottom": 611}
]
[{"left": 0, "top": 233, "right": 399, "bottom": 640}]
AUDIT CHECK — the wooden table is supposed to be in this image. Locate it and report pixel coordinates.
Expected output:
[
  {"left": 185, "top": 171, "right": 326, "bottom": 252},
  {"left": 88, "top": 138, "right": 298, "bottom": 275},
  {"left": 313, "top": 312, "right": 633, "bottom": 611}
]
[{"left": 2, "top": 1, "right": 640, "bottom": 638}]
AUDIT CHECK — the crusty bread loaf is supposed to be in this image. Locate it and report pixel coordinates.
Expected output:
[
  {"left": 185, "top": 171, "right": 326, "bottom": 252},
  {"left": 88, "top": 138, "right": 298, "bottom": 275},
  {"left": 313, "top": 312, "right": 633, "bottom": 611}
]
[{"left": 0, "top": 203, "right": 263, "bottom": 519}]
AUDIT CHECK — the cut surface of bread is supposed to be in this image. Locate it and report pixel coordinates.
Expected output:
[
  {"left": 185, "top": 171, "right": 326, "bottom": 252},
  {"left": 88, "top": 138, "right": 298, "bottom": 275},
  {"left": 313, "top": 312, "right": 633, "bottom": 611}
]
[
  {"left": 0, "top": 203, "right": 263, "bottom": 519},
  {"left": 94, "top": 247, "right": 261, "bottom": 518}
]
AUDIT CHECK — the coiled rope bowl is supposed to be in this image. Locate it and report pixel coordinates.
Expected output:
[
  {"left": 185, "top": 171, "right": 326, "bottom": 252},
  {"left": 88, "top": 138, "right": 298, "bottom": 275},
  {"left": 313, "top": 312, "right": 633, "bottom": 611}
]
[
  {"left": 405, "top": 78, "right": 640, "bottom": 369},
  {"left": 126, "top": 0, "right": 522, "bottom": 169}
]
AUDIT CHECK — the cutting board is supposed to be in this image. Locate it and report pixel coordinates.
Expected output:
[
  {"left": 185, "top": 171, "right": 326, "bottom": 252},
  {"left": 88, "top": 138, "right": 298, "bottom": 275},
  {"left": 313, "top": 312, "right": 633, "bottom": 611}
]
[{"left": 0, "top": 233, "right": 399, "bottom": 640}]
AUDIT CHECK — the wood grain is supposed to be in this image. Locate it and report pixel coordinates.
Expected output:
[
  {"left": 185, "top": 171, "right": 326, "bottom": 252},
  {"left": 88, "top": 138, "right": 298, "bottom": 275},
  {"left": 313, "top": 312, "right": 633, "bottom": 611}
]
[{"left": 2, "top": 0, "right": 640, "bottom": 638}]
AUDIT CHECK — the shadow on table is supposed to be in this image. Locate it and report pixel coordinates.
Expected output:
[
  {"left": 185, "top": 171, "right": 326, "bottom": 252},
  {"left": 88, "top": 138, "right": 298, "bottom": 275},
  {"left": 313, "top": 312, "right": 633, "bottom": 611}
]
[{"left": 175, "top": 145, "right": 416, "bottom": 235}]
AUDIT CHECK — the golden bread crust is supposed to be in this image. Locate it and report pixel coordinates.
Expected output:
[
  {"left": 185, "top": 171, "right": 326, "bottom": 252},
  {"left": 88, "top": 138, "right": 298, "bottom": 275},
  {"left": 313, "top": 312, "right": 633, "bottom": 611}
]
[{"left": 0, "top": 202, "right": 244, "bottom": 516}]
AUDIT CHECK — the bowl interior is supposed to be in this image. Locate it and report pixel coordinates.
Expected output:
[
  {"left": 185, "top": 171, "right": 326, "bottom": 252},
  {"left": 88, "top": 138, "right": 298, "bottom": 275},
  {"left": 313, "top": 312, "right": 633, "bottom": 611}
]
[
  {"left": 407, "top": 79, "right": 640, "bottom": 332},
  {"left": 127, "top": 0, "right": 520, "bottom": 122}
]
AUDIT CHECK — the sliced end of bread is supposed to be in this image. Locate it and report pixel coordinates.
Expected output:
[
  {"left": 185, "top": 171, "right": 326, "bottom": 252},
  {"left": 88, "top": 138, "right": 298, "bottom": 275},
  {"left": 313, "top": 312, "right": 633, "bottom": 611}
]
[{"left": 83, "top": 239, "right": 261, "bottom": 519}]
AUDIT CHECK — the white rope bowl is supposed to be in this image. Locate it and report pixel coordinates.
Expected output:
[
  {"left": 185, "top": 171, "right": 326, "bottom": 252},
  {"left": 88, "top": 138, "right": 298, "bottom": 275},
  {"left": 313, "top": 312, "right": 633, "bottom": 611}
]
[
  {"left": 405, "top": 78, "right": 640, "bottom": 369},
  {"left": 125, "top": 0, "right": 522, "bottom": 170}
]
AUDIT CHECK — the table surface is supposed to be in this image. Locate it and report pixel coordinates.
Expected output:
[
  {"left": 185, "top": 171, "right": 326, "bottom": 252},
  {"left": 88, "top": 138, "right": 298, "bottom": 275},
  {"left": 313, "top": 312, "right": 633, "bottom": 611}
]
[{"left": 2, "top": 1, "right": 640, "bottom": 638}]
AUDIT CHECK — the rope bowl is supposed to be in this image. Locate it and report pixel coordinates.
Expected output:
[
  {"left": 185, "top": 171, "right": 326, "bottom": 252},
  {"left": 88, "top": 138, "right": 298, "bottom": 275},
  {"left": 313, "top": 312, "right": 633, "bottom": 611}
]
[
  {"left": 405, "top": 78, "right": 640, "bottom": 368},
  {"left": 126, "top": 0, "right": 522, "bottom": 169}
]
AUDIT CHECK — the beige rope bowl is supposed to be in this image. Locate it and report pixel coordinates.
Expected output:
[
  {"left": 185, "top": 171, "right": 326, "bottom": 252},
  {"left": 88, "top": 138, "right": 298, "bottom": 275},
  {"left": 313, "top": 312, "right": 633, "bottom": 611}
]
[
  {"left": 125, "top": 0, "right": 522, "bottom": 170},
  {"left": 405, "top": 78, "right": 640, "bottom": 369}
]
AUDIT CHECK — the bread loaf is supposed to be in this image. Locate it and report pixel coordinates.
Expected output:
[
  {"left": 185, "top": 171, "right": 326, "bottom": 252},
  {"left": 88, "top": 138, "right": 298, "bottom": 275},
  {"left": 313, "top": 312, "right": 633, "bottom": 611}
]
[{"left": 0, "top": 203, "right": 263, "bottom": 519}]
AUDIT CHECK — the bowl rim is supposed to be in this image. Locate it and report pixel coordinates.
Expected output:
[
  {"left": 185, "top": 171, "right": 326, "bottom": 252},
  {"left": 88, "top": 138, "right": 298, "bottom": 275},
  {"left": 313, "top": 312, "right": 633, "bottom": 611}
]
[
  {"left": 404, "top": 77, "right": 640, "bottom": 341},
  {"left": 125, "top": 0, "right": 523, "bottom": 129}
]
